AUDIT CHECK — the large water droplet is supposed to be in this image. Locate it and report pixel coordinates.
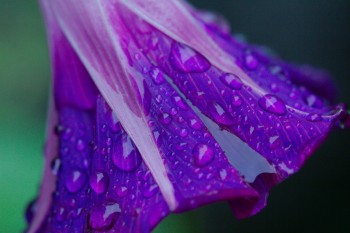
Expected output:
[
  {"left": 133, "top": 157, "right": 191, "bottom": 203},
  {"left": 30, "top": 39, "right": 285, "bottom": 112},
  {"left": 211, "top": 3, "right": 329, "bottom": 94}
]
[
  {"left": 193, "top": 143, "right": 215, "bottom": 167},
  {"left": 89, "top": 171, "right": 109, "bottom": 194},
  {"left": 258, "top": 94, "right": 286, "bottom": 115},
  {"left": 112, "top": 134, "right": 142, "bottom": 172},
  {"left": 87, "top": 202, "right": 121, "bottom": 231},
  {"left": 220, "top": 73, "right": 243, "bottom": 90},
  {"left": 150, "top": 67, "right": 165, "bottom": 85},
  {"left": 208, "top": 102, "right": 234, "bottom": 125},
  {"left": 65, "top": 169, "right": 87, "bottom": 193},
  {"left": 170, "top": 43, "right": 211, "bottom": 73}
]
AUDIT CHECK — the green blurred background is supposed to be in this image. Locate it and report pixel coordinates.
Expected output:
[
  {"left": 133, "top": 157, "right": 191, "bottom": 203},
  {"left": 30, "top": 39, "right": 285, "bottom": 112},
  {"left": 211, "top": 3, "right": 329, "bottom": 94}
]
[{"left": 0, "top": 0, "right": 349, "bottom": 232}]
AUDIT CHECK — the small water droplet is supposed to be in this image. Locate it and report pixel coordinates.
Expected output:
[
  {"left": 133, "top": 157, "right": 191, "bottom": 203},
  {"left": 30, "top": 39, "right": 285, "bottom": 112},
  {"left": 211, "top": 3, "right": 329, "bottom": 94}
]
[
  {"left": 112, "top": 134, "right": 142, "bottom": 172},
  {"left": 188, "top": 118, "right": 202, "bottom": 130},
  {"left": 65, "top": 169, "right": 87, "bottom": 193},
  {"left": 244, "top": 53, "right": 258, "bottom": 70},
  {"left": 172, "top": 95, "right": 188, "bottom": 110},
  {"left": 89, "top": 171, "right": 109, "bottom": 194},
  {"left": 149, "top": 67, "right": 165, "bottom": 85},
  {"left": 220, "top": 73, "right": 243, "bottom": 90},
  {"left": 170, "top": 43, "right": 211, "bottom": 73},
  {"left": 193, "top": 143, "right": 215, "bottom": 167},
  {"left": 76, "top": 139, "right": 86, "bottom": 151},
  {"left": 179, "top": 128, "right": 188, "bottom": 137},
  {"left": 303, "top": 94, "right": 323, "bottom": 108},
  {"left": 142, "top": 184, "right": 159, "bottom": 198},
  {"left": 306, "top": 113, "right": 322, "bottom": 122},
  {"left": 258, "top": 94, "right": 286, "bottom": 115},
  {"left": 231, "top": 94, "right": 243, "bottom": 107},
  {"left": 55, "top": 206, "right": 66, "bottom": 222},
  {"left": 269, "top": 135, "right": 281, "bottom": 149},
  {"left": 87, "top": 202, "right": 121, "bottom": 231},
  {"left": 117, "top": 186, "right": 128, "bottom": 197},
  {"left": 158, "top": 112, "right": 172, "bottom": 125},
  {"left": 208, "top": 102, "right": 234, "bottom": 125}
]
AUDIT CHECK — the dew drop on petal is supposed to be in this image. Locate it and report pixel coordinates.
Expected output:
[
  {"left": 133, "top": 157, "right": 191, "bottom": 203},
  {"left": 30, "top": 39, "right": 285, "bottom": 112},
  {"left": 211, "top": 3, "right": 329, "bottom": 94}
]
[
  {"left": 112, "top": 135, "right": 142, "bottom": 172},
  {"left": 269, "top": 135, "right": 281, "bottom": 149},
  {"left": 188, "top": 118, "right": 202, "bottom": 130},
  {"left": 117, "top": 186, "right": 128, "bottom": 198},
  {"left": 306, "top": 113, "right": 322, "bottom": 122},
  {"left": 87, "top": 202, "right": 121, "bottom": 231},
  {"left": 208, "top": 102, "right": 234, "bottom": 125},
  {"left": 193, "top": 143, "right": 215, "bottom": 167},
  {"left": 220, "top": 73, "right": 243, "bottom": 90},
  {"left": 76, "top": 139, "right": 86, "bottom": 151},
  {"left": 170, "top": 43, "right": 211, "bottom": 73},
  {"left": 231, "top": 94, "right": 243, "bottom": 107},
  {"left": 244, "top": 53, "right": 258, "bottom": 70},
  {"left": 172, "top": 95, "right": 188, "bottom": 110},
  {"left": 150, "top": 67, "right": 165, "bottom": 85},
  {"left": 65, "top": 169, "right": 87, "bottom": 193},
  {"left": 258, "top": 94, "right": 286, "bottom": 115},
  {"left": 142, "top": 184, "right": 159, "bottom": 198},
  {"left": 89, "top": 171, "right": 109, "bottom": 194},
  {"left": 158, "top": 112, "right": 172, "bottom": 125}
]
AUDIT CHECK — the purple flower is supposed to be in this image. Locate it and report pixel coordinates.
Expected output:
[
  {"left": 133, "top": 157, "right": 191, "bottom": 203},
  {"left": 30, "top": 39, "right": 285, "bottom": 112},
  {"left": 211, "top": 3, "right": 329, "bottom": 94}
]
[{"left": 27, "top": 0, "right": 349, "bottom": 232}]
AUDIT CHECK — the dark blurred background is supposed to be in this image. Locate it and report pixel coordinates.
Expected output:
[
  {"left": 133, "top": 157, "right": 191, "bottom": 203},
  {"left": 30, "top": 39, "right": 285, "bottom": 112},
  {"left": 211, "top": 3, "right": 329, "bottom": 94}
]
[{"left": 0, "top": 0, "right": 349, "bottom": 232}]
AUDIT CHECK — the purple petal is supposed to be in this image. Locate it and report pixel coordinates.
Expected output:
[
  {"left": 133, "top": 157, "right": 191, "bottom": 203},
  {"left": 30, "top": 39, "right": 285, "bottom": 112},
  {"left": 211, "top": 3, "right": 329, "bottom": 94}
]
[{"left": 30, "top": 0, "right": 348, "bottom": 232}]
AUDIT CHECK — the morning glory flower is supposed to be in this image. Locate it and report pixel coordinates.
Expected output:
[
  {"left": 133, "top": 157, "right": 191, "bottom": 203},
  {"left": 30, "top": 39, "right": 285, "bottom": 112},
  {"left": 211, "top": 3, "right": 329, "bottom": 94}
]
[{"left": 26, "top": 0, "right": 349, "bottom": 232}]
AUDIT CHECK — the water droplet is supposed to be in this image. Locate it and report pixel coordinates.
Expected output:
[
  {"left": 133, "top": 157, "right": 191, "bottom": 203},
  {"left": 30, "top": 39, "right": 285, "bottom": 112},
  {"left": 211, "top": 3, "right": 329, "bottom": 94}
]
[
  {"left": 55, "top": 206, "right": 66, "bottom": 221},
  {"left": 112, "top": 134, "right": 142, "bottom": 172},
  {"left": 208, "top": 102, "right": 234, "bottom": 125},
  {"left": 244, "top": 53, "right": 258, "bottom": 70},
  {"left": 170, "top": 43, "right": 211, "bottom": 73},
  {"left": 269, "top": 135, "right": 281, "bottom": 149},
  {"left": 149, "top": 67, "right": 165, "bottom": 85},
  {"left": 172, "top": 95, "right": 188, "bottom": 110},
  {"left": 193, "top": 143, "right": 215, "bottom": 167},
  {"left": 117, "top": 186, "right": 128, "bottom": 197},
  {"left": 220, "top": 73, "right": 243, "bottom": 90},
  {"left": 65, "top": 169, "right": 87, "bottom": 193},
  {"left": 176, "top": 142, "right": 188, "bottom": 151},
  {"left": 306, "top": 113, "right": 322, "bottom": 122},
  {"left": 179, "top": 128, "right": 188, "bottom": 137},
  {"left": 219, "top": 169, "right": 227, "bottom": 180},
  {"left": 87, "top": 202, "right": 121, "bottom": 231},
  {"left": 76, "top": 139, "right": 86, "bottom": 151},
  {"left": 231, "top": 94, "right": 243, "bottom": 107},
  {"left": 303, "top": 94, "right": 323, "bottom": 108},
  {"left": 142, "top": 184, "right": 159, "bottom": 198},
  {"left": 189, "top": 118, "right": 202, "bottom": 130},
  {"left": 158, "top": 112, "right": 172, "bottom": 125},
  {"left": 258, "top": 94, "right": 286, "bottom": 115},
  {"left": 89, "top": 171, "right": 109, "bottom": 194}
]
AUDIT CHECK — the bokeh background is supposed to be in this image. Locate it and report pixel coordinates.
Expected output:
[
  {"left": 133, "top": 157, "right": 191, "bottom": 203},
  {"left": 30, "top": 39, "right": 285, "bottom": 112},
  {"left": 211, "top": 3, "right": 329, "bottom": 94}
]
[{"left": 0, "top": 0, "right": 349, "bottom": 232}]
